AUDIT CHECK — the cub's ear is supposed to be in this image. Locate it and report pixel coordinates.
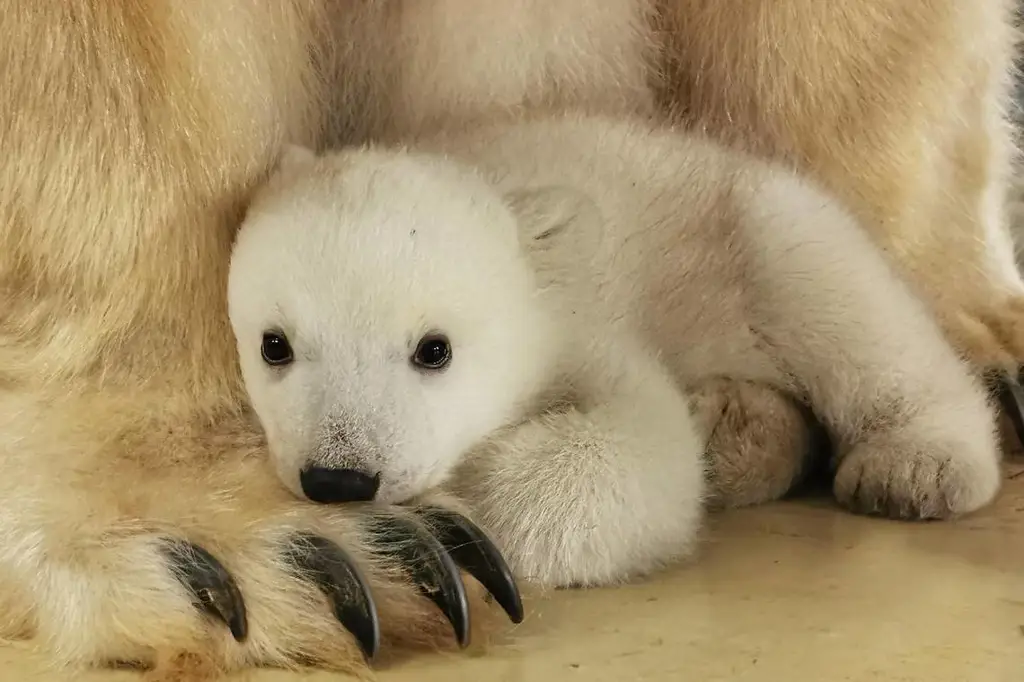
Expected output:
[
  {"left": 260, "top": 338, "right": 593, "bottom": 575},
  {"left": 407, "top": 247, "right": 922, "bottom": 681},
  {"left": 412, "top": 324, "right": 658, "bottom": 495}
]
[
  {"left": 275, "top": 143, "right": 318, "bottom": 178},
  {"left": 503, "top": 185, "right": 602, "bottom": 250}
]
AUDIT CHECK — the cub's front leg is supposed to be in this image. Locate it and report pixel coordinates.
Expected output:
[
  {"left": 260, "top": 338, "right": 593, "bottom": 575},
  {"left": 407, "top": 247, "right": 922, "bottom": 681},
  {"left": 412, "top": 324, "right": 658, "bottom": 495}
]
[{"left": 452, "top": 342, "right": 706, "bottom": 588}]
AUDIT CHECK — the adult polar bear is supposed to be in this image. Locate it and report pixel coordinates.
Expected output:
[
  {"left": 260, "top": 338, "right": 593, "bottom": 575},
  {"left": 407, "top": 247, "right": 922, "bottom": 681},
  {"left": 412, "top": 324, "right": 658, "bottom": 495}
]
[{"left": 0, "top": 0, "right": 1020, "bottom": 677}]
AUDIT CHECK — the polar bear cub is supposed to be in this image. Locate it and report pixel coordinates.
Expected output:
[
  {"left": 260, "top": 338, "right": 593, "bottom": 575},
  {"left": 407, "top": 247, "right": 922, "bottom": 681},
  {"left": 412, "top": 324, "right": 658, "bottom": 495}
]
[{"left": 228, "top": 113, "right": 1001, "bottom": 588}]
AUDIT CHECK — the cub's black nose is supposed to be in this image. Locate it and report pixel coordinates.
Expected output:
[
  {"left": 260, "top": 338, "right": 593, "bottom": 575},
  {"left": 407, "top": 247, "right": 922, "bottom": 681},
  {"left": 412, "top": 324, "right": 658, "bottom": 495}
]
[{"left": 300, "top": 467, "right": 381, "bottom": 504}]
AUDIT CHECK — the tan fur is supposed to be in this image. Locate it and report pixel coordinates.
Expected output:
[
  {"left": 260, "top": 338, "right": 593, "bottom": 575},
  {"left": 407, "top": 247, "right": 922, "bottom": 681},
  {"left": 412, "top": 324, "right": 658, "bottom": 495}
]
[
  {"left": 2, "top": 0, "right": 1019, "bottom": 674},
  {"left": 657, "top": 0, "right": 1024, "bottom": 372},
  {"left": 689, "top": 378, "right": 819, "bottom": 510},
  {"left": 326, "top": 0, "right": 1024, "bottom": 371},
  {"left": 0, "top": 2, "right": 496, "bottom": 676}
]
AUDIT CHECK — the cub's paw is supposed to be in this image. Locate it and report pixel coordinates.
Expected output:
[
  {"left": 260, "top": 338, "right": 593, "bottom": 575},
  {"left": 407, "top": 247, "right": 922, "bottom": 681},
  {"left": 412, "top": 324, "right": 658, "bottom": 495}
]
[
  {"left": 833, "top": 433, "right": 1001, "bottom": 519},
  {"left": 688, "top": 377, "right": 828, "bottom": 509},
  {"left": 163, "top": 506, "right": 523, "bottom": 663}
]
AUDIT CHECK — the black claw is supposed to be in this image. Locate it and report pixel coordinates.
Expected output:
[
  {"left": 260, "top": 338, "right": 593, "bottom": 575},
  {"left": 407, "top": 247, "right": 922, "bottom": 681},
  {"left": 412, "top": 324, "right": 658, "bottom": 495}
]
[
  {"left": 417, "top": 507, "right": 524, "bottom": 625},
  {"left": 284, "top": 534, "right": 381, "bottom": 661},
  {"left": 995, "top": 370, "right": 1024, "bottom": 447},
  {"left": 163, "top": 540, "right": 248, "bottom": 642},
  {"left": 370, "top": 514, "right": 471, "bottom": 648}
]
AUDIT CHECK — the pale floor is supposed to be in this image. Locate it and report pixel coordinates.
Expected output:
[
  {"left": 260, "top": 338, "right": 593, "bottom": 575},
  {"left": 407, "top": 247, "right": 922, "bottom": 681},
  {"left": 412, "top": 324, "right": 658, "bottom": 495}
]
[{"left": 4, "top": 459, "right": 1022, "bottom": 682}]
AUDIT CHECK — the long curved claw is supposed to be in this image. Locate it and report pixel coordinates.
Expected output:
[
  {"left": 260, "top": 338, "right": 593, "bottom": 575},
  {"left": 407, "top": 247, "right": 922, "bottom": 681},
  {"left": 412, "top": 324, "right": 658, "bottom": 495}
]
[
  {"left": 284, "top": 533, "right": 381, "bottom": 661},
  {"left": 370, "top": 514, "right": 471, "bottom": 648},
  {"left": 416, "top": 507, "right": 524, "bottom": 625},
  {"left": 163, "top": 540, "right": 248, "bottom": 642}
]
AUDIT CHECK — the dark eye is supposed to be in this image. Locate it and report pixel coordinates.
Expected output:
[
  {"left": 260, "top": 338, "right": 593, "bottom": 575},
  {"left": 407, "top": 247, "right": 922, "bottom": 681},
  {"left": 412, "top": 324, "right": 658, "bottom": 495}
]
[
  {"left": 412, "top": 334, "right": 451, "bottom": 370},
  {"left": 261, "top": 330, "right": 294, "bottom": 366}
]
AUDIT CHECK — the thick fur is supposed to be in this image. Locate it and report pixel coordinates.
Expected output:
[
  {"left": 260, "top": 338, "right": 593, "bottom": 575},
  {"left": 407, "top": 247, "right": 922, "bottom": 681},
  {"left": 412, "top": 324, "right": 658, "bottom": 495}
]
[
  {"left": 1, "top": 0, "right": 1018, "bottom": 676},
  {"left": 324, "top": 0, "right": 1024, "bottom": 373},
  {"left": 0, "top": 2, "right": 488, "bottom": 676},
  {"left": 655, "top": 0, "right": 1024, "bottom": 373},
  {"left": 230, "top": 113, "right": 1001, "bottom": 589}
]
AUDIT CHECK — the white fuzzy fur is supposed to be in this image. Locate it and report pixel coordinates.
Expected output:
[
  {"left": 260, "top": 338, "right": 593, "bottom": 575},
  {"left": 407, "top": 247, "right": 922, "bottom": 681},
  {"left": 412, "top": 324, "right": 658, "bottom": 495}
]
[{"left": 229, "top": 113, "right": 1001, "bottom": 589}]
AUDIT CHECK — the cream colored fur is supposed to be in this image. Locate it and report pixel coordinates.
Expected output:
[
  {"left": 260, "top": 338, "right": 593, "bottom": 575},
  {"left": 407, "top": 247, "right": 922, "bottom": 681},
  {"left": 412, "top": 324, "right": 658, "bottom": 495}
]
[
  {"left": 230, "top": 113, "right": 1001, "bottom": 589},
  {"left": 325, "top": 0, "right": 1024, "bottom": 374},
  {"left": 1, "top": 0, "right": 1018, "bottom": 676},
  {"left": 656, "top": 0, "right": 1024, "bottom": 373}
]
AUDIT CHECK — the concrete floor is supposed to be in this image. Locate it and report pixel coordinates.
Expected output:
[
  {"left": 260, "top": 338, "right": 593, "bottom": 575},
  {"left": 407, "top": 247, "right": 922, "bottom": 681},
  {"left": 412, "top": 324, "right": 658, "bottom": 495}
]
[{"left": 4, "top": 453, "right": 1021, "bottom": 682}]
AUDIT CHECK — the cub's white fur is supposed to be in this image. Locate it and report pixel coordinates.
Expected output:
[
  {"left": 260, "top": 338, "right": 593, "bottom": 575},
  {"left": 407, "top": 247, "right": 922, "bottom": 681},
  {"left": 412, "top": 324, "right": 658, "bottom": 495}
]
[{"left": 229, "top": 113, "right": 1001, "bottom": 588}]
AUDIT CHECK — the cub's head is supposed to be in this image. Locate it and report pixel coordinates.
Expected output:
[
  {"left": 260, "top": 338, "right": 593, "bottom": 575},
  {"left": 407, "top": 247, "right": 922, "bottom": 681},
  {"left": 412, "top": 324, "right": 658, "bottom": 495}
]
[{"left": 228, "top": 144, "right": 573, "bottom": 505}]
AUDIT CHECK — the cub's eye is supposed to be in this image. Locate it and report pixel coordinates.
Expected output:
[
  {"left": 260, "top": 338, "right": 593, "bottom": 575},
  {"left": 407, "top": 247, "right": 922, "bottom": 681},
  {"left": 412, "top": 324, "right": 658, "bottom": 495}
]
[
  {"left": 261, "top": 331, "right": 294, "bottom": 366},
  {"left": 412, "top": 334, "right": 452, "bottom": 370}
]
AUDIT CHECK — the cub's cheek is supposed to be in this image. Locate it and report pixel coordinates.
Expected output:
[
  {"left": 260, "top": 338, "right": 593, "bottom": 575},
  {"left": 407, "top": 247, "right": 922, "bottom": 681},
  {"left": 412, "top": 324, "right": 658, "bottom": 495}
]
[
  {"left": 261, "top": 430, "right": 313, "bottom": 500},
  {"left": 270, "top": 453, "right": 306, "bottom": 500},
  {"left": 374, "top": 487, "right": 408, "bottom": 506},
  {"left": 375, "top": 465, "right": 443, "bottom": 506}
]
